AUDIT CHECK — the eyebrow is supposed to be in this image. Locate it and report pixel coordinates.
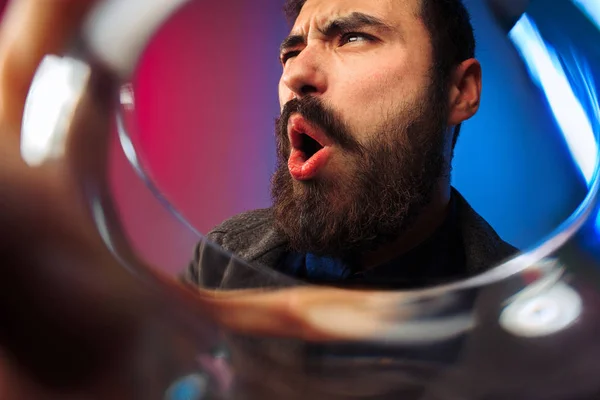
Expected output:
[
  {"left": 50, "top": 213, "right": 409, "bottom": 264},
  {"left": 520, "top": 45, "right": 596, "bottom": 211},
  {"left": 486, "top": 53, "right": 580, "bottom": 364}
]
[{"left": 279, "top": 12, "right": 395, "bottom": 55}]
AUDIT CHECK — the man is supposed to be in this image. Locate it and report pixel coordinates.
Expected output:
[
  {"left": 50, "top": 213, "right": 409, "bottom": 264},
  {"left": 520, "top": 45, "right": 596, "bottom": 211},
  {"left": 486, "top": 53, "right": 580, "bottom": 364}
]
[{"left": 185, "top": 0, "right": 517, "bottom": 290}]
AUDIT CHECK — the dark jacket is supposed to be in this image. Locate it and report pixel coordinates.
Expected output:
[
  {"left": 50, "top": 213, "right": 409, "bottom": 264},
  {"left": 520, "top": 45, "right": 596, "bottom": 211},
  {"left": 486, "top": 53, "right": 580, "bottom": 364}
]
[{"left": 184, "top": 190, "right": 517, "bottom": 289}]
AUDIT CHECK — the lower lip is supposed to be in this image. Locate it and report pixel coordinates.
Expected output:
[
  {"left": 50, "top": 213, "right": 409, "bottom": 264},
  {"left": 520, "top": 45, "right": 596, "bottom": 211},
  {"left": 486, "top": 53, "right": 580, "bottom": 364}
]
[{"left": 288, "top": 147, "right": 332, "bottom": 180}]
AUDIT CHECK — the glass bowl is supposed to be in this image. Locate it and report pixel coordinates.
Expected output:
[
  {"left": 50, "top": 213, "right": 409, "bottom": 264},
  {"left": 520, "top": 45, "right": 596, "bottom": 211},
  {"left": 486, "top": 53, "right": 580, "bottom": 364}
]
[{"left": 18, "top": 0, "right": 600, "bottom": 398}]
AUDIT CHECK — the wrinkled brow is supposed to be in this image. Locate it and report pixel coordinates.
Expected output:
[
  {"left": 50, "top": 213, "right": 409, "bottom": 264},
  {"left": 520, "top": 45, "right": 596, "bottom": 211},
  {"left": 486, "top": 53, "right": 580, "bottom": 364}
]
[{"left": 279, "top": 12, "right": 395, "bottom": 55}]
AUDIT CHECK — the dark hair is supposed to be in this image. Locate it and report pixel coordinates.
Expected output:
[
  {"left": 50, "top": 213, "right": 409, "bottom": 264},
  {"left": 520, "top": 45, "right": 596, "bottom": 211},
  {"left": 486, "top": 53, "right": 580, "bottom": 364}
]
[{"left": 282, "top": 0, "right": 476, "bottom": 147}]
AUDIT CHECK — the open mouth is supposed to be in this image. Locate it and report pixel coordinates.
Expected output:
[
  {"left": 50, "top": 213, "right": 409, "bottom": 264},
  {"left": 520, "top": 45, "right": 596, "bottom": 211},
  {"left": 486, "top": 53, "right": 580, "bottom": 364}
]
[
  {"left": 297, "top": 132, "right": 324, "bottom": 160},
  {"left": 287, "top": 115, "right": 332, "bottom": 181}
]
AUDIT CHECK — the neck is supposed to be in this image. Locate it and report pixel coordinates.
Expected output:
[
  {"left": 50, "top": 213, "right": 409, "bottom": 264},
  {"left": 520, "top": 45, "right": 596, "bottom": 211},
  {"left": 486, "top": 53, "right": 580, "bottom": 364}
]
[{"left": 359, "top": 182, "right": 452, "bottom": 269}]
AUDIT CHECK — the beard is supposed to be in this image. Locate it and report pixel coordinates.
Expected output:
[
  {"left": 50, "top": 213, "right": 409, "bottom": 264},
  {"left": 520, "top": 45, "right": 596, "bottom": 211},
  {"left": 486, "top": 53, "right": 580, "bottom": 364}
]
[{"left": 271, "top": 81, "right": 450, "bottom": 259}]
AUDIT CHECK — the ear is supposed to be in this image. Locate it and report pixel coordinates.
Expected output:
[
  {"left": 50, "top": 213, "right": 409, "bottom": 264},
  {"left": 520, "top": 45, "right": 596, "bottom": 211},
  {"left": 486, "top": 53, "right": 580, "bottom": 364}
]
[{"left": 447, "top": 58, "right": 482, "bottom": 126}]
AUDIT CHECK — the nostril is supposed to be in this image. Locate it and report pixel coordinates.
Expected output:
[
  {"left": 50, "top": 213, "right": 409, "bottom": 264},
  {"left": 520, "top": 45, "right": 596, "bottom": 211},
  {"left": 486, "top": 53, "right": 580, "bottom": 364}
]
[{"left": 300, "top": 84, "right": 318, "bottom": 95}]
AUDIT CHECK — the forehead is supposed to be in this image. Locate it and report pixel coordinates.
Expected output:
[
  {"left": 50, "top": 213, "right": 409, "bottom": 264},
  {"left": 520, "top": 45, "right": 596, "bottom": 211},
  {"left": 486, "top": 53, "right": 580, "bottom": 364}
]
[{"left": 292, "top": 0, "right": 422, "bottom": 32}]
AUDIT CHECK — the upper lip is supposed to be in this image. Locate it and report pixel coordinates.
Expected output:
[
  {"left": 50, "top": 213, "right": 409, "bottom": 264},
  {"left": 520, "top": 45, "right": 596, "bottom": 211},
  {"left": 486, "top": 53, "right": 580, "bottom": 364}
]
[{"left": 287, "top": 114, "right": 332, "bottom": 150}]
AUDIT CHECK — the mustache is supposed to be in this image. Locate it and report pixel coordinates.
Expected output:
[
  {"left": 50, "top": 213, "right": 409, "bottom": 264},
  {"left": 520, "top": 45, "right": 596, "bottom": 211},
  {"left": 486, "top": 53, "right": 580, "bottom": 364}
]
[{"left": 275, "top": 96, "right": 362, "bottom": 153}]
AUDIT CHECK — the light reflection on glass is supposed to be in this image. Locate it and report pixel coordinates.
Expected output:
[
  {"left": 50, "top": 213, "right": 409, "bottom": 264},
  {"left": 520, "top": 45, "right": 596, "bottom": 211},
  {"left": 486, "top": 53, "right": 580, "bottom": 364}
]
[
  {"left": 509, "top": 14, "right": 599, "bottom": 185},
  {"left": 500, "top": 265, "right": 583, "bottom": 337},
  {"left": 572, "top": 0, "right": 600, "bottom": 30}
]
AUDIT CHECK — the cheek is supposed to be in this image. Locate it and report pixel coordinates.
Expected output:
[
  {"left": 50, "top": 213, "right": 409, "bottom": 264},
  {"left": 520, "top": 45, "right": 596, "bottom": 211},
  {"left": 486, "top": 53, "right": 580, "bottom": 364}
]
[
  {"left": 334, "top": 70, "right": 414, "bottom": 137},
  {"left": 278, "top": 79, "right": 291, "bottom": 110}
]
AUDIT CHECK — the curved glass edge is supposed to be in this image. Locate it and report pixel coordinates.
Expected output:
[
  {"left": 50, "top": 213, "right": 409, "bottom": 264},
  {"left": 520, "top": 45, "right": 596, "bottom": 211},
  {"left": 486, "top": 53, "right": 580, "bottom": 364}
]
[
  {"left": 115, "top": 91, "right": 204, "bottom": 241},
  {"left": 82, "top": 0, "right": 191, "bottom": 79},
  {"left": 115, "top": 95, "right": 300, "bottom": 288}
]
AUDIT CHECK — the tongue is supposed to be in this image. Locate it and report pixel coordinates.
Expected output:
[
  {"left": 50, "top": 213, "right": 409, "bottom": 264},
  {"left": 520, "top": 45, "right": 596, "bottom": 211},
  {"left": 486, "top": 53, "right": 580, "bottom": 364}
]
[{"left": 288, "top": 147, "right": 331, "bottom": 181}]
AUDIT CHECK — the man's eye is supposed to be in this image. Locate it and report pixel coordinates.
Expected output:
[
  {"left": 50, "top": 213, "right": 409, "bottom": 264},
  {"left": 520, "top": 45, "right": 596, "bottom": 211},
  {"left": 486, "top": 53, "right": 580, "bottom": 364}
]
[
  {"left": 340, "top": 32, "right": 373, "bottom": 45},
  {"left": 281, "top": 50, "right": 300, "bottom": 65}
]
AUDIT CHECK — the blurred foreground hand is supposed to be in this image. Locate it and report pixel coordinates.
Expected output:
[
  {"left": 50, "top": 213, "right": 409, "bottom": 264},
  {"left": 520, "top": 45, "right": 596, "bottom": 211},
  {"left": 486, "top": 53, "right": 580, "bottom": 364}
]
[{"left": 0, "top": 1, "right": 162, "bottom": 398}]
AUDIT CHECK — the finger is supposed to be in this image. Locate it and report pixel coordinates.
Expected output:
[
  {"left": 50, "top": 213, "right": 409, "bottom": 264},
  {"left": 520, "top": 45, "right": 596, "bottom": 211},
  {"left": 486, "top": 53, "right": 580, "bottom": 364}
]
[{"left": 0, "top": 0, "right": 97, "bottom": 135}]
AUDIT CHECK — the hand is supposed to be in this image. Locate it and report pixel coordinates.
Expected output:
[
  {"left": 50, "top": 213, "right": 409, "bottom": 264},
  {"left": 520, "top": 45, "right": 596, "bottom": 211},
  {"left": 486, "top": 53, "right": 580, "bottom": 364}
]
[{"left": 0, "top": 1, "right": 166, "bottom": 398}]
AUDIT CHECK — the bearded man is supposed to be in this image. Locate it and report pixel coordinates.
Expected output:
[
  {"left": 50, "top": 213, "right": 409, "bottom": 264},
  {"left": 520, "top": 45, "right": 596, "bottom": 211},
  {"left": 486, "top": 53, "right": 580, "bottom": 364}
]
[{"left": 185, "top": 0, "right": 517, "bottom": 290}]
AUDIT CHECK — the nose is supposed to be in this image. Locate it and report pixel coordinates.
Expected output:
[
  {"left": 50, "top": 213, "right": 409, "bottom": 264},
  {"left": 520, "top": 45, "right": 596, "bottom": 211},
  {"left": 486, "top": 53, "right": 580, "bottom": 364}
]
[{"left": 281, "top": 46, "right": 328, "bottom": 99}]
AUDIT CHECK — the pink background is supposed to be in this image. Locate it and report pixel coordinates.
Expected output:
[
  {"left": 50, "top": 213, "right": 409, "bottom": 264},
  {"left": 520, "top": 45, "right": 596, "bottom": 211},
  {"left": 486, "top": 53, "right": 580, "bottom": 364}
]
[{"left": 110, "top": 0, "right": 290, "bottom": 272}]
